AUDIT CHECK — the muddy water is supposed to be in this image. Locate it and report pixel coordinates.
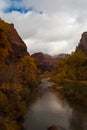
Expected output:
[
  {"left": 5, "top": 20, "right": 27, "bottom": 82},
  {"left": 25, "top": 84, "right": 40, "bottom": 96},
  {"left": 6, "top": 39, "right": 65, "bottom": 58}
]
[{"left": 23, "top": 78, "right": 87, "bottom": 130}]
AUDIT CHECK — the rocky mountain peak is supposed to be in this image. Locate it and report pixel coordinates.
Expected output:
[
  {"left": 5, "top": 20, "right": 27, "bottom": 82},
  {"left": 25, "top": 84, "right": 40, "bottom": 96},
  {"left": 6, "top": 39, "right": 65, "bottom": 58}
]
[{"left": 76, "top": 32, "right": 87, "bottom": 54}]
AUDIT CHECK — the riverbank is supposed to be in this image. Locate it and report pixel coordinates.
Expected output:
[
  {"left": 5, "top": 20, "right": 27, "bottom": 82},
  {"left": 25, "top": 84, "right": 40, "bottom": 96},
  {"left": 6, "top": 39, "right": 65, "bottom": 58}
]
[
  {"left": 53, "top": 78, "right": 87, "bottom": 107},
  {"left": 23, "top": 77, "right": 87, "bottom": 130}
]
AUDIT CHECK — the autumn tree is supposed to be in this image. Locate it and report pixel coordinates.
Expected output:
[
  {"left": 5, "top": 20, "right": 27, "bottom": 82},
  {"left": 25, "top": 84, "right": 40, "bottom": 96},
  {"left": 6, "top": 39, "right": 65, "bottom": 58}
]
[
  {"left": 66, "top": 51, "right": 87, "bottom": 80},
  {"left": 17, "top": 55, "right": 37, "bottom": 87}
]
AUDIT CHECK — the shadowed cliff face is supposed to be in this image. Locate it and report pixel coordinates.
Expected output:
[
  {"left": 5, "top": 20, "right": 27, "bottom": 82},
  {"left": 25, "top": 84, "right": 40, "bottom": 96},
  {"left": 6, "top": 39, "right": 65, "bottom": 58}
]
[
  {"left": 76, "top": 32, "right": 87, "bottom": 54},
  {"left": 8, "top": 24, "right": 29, "bottom": 59},
  {"left": 0, "top": 19, "right": 29, "bottom": 63}
]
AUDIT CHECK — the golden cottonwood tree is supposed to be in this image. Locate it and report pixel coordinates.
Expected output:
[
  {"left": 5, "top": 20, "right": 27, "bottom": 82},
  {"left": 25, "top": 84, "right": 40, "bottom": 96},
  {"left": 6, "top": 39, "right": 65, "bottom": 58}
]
[{"left": 66, "top": 51, "right": 87, "bottom": 80}]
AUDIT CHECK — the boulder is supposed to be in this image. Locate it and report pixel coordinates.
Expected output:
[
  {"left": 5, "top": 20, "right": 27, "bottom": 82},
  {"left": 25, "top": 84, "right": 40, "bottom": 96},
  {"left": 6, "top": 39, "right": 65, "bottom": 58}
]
[{"left": 48, "top": 125, "right": 59, "bottom": 130}]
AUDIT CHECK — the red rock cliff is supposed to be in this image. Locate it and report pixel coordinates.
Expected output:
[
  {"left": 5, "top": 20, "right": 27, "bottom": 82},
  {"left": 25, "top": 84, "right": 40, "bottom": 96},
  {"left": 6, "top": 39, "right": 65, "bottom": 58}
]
[{"left": 0, "top": 19, "right": 29, "bottom": 63}]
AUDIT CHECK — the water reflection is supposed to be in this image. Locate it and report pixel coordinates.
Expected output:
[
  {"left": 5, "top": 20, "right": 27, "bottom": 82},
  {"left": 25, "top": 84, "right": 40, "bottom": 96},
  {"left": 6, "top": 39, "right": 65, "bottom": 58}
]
[{"left": 23, "top": 78, "right": 87, "bottom": 130}]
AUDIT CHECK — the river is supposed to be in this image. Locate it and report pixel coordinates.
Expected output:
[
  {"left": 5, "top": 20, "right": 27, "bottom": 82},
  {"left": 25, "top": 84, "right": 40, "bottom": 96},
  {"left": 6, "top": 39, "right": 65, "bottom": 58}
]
[{"left": 23, "top": 78, "right": 87, "bottom": 130}]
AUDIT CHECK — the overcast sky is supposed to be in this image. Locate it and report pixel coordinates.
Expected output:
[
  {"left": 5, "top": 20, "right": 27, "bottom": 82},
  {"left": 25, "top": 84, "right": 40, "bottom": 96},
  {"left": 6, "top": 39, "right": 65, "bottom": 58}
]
[{"left": 0, "top": 0, "right": 87, "bottom": 55}]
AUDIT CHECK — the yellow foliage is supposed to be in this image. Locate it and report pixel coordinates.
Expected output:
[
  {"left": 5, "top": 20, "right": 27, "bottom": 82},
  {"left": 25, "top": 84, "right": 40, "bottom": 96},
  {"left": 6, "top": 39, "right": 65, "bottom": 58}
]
[
  {"left": 3, "top": 117, "right": 20, "bottom": 130},
  {"left": 53, "top": 50, "right": 87, "bottom": 80},
  {"left": 0, "top": 19, "right": 39, "bottom": 130},
  {"left": 17, "top": 55, "right": 37, "bottom": 86},
  {"left": 66, "top": 50, "right": 87, "bottom": 80}
]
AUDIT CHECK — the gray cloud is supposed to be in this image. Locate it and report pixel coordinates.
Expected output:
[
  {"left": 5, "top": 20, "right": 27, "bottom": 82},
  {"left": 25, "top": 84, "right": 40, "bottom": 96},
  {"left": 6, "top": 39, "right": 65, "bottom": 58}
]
[{"left": 0, "top": 0, "right": 87, "bottom": 55}]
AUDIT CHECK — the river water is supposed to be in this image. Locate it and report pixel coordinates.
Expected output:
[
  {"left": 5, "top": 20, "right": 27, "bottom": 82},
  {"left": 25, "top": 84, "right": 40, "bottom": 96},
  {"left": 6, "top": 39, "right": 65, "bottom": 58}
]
[{"left": 23, "top": 78, "right": 87, "bottom": 130}]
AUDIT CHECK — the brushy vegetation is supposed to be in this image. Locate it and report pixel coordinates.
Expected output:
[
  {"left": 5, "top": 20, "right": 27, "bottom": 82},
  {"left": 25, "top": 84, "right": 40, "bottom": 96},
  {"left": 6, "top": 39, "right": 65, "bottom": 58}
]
[
  {"left": 53, "top": 78, "right": 87, "bottom": 106},
  {"left": 0, "top": 19, "right": 40, "bottom": 130},
  {"left": 0, "top": 57, "right": 40, "bottom": 130},
  {"left": 51, "top": 50, "right": 87, "bottom": 107}
]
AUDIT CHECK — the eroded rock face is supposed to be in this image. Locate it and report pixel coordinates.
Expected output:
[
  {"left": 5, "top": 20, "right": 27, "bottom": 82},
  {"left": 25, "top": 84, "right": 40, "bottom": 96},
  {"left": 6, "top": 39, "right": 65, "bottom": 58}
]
[{"left": 76, "top": 32, "right": 87, "bottom": 54}]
